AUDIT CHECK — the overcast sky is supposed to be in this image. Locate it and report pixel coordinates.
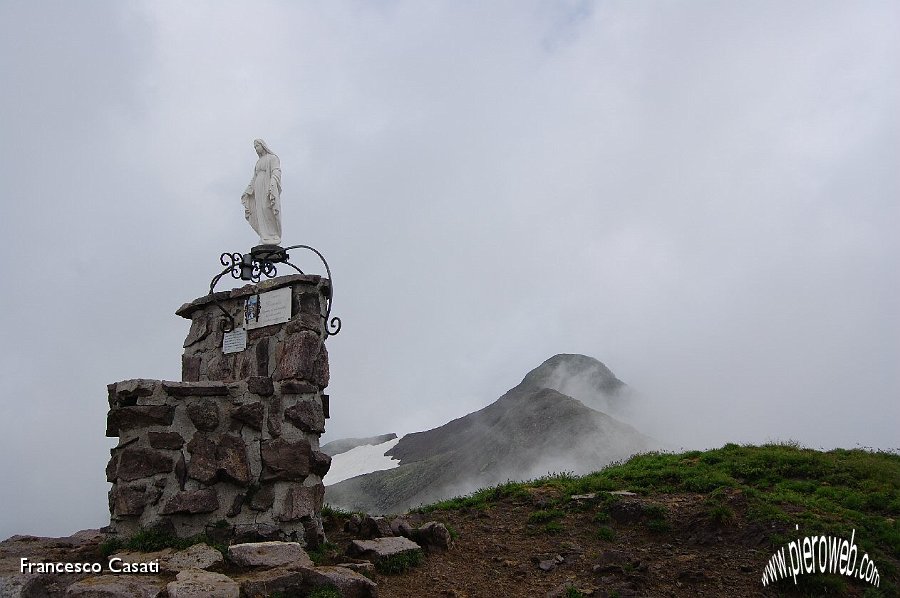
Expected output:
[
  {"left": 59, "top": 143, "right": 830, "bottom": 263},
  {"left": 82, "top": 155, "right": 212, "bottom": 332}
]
[{"left": 1, "top": 1, "right": 897, "bottom": 539}]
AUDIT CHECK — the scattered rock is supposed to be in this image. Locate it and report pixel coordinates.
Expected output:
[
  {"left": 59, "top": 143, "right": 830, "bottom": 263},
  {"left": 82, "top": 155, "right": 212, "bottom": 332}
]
[
  {"left": 570, "top": 493, "right": 598, "bottom": 501},
  {"left": 344, "top": 513, "right": 363, "bottom": 535},
  {"left": 538, "top": 559, "right": 557, "bottom": 572},
  {"left": 349, "top": 536, "right": 423, "bottom": 563},
  {"left": 593, "top": 549, "right": 639, "bottom": 575},
  {"left": 677, "top": 569, "right": 709, "bottom": 583},
  {"left": 608, "top": 501, "right": 645, "bottom": 524},
  {"left": 336, "top": 561, "right": 376, "bottom": 574},
  {"left": 65, "top": 575, "right": 165, "bottom": 597},
  {"left": 301, "top": 565, "right": 377, "bottom": 598},
  {"left": 390, "top": 517, "right": 413, "bottom": 537},
  {"left": 411, "top": 521, "right": 452, "bottom": 551},
  {"left": 227, "top": 541, "right": 313, "bottom": 569},
  {"left": 546, "top": 582, "right": 590, "bottom": 598},
  {"left": 359, "top": 515, "right": 393, "bottom": 539},
  {"left": 167, "top": 543, "right": 224, "bottom": 572},
  {"left": 559, "top": 541, "right": 584, "bottom": 555},
  {"left": 166, "top": 569, "right": 239, "bottom": 598},
  {"left": 106, "top": 548, "right": 172, "bottom": 574},
  {"left": 237, "top": 567, "right": 305, "bottom": 597}
]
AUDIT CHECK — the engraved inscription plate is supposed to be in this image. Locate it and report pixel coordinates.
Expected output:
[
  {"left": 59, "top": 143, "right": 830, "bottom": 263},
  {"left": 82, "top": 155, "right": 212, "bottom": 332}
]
[
  {"left": 223, "top": 327, "right": 248, "bottom": 354},
  {"left": 245, "top": 286, "right": 292, "bottom": 330}
]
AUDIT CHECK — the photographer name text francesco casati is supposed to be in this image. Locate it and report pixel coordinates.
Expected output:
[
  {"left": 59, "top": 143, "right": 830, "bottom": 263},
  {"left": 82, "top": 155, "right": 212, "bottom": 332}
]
[{"left": 20, "top": 557, "right": 159, "bottom": 574}]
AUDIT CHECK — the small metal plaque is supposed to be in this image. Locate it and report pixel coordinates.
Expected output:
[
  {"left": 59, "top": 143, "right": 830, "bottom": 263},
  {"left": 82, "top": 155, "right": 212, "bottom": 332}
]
[
  {"left": 222, "top": 327, "right": 248, "bottom": 354},
  {"left": 245, "top": 286, "right": 292, "bottom": 330}
]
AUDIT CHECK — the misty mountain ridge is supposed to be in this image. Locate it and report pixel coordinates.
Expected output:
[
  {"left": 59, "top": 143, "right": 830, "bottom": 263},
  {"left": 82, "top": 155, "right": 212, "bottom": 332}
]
[
  {"left": 325, "top": 354, "right": 655, "bottom": 514},
  {"left": 519, "top": 353, "right": 629, "bottom": 417}
]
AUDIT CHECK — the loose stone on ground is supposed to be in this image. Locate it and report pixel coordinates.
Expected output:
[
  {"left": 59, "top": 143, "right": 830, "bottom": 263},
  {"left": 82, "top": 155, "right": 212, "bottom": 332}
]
[
  {"left": 227, "top": 541, "right": 313, "bottom": 569},
  {"left": 166, "top": 569, "right": 239, "bottom": 598}
]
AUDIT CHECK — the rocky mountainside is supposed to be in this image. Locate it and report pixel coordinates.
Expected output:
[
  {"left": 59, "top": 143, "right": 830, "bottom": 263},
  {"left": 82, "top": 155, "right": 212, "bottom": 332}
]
[{"left": 326, "top": 355, "right": 654, "bottom": 514}]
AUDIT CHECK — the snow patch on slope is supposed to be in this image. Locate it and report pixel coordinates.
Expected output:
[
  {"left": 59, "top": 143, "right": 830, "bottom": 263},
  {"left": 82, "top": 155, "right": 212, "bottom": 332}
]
[{"left": 324, "top": 437, "right": 401, "bottom": 485}]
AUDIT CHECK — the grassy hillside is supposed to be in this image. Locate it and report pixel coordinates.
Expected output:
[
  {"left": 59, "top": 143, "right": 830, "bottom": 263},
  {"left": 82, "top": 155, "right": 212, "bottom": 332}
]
[
  {"left": 425, "top": 442, "right": 899, "bottom": 551},
  {"left": 325, "top": 443, "right": 899, "bottom": 596}
]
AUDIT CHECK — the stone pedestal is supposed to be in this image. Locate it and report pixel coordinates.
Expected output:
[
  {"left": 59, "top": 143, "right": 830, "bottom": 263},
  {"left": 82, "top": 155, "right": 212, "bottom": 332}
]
[{"left": 106, "top": 275, "right": 332, "bottom": 546}]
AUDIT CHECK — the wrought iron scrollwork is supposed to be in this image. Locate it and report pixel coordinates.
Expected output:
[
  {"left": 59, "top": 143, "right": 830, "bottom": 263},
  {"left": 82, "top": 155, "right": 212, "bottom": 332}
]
[
  {"left": 206, "top": 243, "right": 341, "bottom": 338},
  {"left": 283, "top": 245, "right": 342, "bottom": 338}
]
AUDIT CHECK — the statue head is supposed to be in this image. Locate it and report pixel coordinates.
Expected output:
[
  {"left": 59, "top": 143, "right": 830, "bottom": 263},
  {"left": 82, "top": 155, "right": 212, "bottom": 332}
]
[{"left": 253, "top": 138, "right": 275, "bottom": 157}]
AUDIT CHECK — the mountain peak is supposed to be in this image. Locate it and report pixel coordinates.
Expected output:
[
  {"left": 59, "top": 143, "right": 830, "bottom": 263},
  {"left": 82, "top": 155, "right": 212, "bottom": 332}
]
[{"left": 519, "top": 354, "right": 626, "bottom": 414}]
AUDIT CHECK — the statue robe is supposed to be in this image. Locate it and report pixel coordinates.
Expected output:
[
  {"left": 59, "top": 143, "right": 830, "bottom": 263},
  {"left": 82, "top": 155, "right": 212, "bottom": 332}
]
[{"left": 243, "top": 153, "right": 282, "bottom": 245}]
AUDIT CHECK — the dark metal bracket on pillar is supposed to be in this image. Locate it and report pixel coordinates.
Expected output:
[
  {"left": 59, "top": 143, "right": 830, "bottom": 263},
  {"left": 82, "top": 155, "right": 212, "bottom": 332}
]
[{"left": 207, "top": 244, "right": 341, "bottom": 337}]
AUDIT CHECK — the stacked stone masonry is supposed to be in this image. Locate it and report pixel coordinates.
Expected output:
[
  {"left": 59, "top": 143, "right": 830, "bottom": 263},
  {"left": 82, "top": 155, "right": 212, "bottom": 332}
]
[{"left": 106, "top": 275, "right": 332, "bottom": 547}]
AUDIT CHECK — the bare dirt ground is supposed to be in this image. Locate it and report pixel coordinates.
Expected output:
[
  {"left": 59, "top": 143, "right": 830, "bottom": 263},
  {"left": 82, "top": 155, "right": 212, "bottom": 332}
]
[{"left": 325, "top": 487, "right": 887, "bottom": 598}]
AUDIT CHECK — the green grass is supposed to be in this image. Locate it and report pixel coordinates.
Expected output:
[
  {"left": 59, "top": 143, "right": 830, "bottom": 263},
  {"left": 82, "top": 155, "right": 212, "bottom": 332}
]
[
  {"left": 307, "top": 587, "right": 342, "bottom": 598},
  {"left": 543, "top": 521, "right": 564, "bottom": 534},
  {"left": 99, "top": 528, "right": 228, "bottom": 558},
  {"left": 375, "top": 549, "right": 424, "bottom": 574},
  {"left": 593, "top": 511, "right": 611, "bottom": 524},
  {"left": 307, "top": 541, "right": 340, "bottom": 566},
  {"left": 596, "top": 526, "right": 615, "bottom": 541},
  {"left": 418, "top": 481, "right": 530, "bottom": 513},
  {"left": 322, "top": 503, "right": 357, "bottom": 518},
  {"left": 527, "top": 509, "right": 565, "bottom": 524},
  {"left": 445, "top": 524, "right": 460, "bottom": 541},
  {"left": 707, "top": 503, "right": 734, "bottom": 524}
]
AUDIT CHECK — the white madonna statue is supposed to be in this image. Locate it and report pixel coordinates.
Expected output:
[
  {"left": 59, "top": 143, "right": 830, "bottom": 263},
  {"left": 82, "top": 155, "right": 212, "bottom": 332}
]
[{"left": 241, "top": 139, "right": 282, "bottom": 246}]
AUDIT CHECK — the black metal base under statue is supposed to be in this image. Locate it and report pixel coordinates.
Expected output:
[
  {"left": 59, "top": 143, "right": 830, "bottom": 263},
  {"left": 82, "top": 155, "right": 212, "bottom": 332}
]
[
  {"left": 207, "top": 243, "right": 340, "bottom": 337},
  {"left": 250, "top": 244, "right": 288, "bottom": 264}
]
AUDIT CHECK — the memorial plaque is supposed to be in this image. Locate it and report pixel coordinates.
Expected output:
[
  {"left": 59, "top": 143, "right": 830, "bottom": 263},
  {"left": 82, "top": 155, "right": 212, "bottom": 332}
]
[
  {"left": 245, "top": 287, "right": 292, "bottom": 330},
  {"left": 223, "top": 327, "right": 248, "bottom": 354}
]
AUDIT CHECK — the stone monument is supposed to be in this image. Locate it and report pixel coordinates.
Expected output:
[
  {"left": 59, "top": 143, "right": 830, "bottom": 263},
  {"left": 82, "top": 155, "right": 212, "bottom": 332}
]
[{"left": 105, "top": 142, "right": 338, "bottom": 547}]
